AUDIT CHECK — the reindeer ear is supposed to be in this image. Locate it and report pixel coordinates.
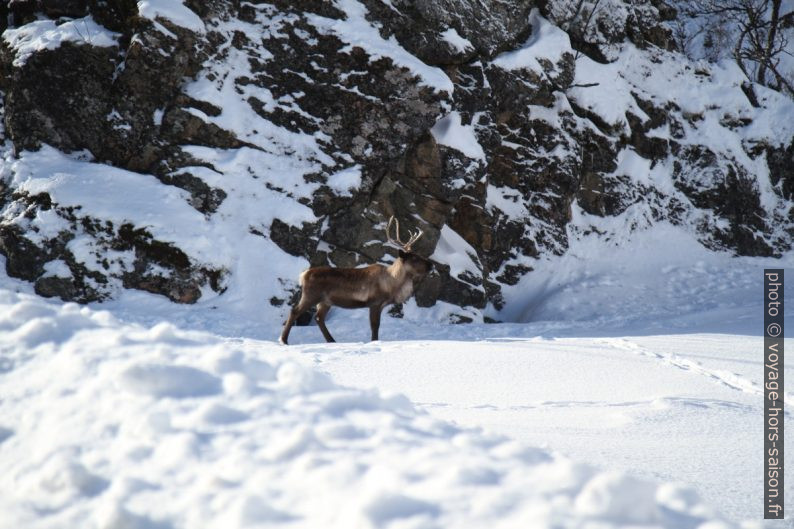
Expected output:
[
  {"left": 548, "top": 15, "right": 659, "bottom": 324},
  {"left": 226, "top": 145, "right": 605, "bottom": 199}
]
[{"left": 398, "top": 249, "right": 407, "bottom": 259}]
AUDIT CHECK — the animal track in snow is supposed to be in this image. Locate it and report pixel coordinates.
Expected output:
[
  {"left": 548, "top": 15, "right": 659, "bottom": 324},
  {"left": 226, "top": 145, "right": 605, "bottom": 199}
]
[{"left": 599, "top": 338, "right": 794, "bottom": 406}]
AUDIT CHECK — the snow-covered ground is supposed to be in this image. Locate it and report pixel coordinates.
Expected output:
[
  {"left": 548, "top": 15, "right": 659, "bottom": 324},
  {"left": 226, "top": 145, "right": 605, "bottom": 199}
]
[
  {"left": 312, "top": 334, "right": 784, "bottom": 525},
  {"left": 294, "top": 225, "right": 794, "bottom": 525},
  {"left": 0, "top": 223, "right": 791, "bottom": 527},
  {"left": 0, "top": 282, "right": 738, "bottom": 529}
]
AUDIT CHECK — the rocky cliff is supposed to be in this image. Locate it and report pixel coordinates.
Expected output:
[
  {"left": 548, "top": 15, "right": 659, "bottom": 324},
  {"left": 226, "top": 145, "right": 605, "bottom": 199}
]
[{"left": 0, "top": 0, "right": 792, "bottom": 323}]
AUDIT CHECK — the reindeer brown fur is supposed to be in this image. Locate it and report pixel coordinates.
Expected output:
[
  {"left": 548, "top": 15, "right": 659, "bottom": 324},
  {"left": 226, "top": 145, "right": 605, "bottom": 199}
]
[{"left": 279, "top": 218, "right": 433, "bottom": 345}]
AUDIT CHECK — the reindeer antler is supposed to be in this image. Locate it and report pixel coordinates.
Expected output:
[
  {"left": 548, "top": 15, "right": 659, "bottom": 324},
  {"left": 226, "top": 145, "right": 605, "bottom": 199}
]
[{"left": 386, "top": 216, "right": 423, "bottom": 251}]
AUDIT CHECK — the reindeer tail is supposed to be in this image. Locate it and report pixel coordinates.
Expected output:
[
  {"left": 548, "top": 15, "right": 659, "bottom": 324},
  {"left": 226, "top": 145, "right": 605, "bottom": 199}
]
[{"left": 298, "top": 269, "right": 310, "bottom": 286}]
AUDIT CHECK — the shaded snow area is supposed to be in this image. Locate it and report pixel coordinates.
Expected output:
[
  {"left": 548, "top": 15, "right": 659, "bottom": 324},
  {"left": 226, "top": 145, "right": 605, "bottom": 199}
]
[
  {"left": 500, "top": 223, "right": 784, "bottom": 331},
  {"left": 0, "top": 286, "right": 740, "bottom": 529}
]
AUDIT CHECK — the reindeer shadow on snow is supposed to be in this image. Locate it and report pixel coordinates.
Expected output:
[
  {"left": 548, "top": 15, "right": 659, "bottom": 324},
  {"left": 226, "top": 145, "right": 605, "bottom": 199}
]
[{"left": 279, "top": 217, "right": 434, "bottom": 345}]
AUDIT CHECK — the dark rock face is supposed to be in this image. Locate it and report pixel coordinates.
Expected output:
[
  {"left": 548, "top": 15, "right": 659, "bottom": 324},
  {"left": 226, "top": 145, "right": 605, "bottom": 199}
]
[
  {"left": 0, "top": 0, "right": 791, "bottom": 318},
  {"left": 1, "top": 42, "right": 116, "bottom": 155},
  {"left": 768, "top": 142, "right": 794, "bottom": 201},
  {"left": 89, "top": 0, "right": 137, "bottom": 33},
  {"left": 767, "top": 141, "right": 794, "bottom": 245}
]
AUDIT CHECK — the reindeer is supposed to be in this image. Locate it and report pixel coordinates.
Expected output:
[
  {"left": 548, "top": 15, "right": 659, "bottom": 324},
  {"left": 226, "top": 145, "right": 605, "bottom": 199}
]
[{"left": 279, "top": 217, "right": 434, "bottom": 345}]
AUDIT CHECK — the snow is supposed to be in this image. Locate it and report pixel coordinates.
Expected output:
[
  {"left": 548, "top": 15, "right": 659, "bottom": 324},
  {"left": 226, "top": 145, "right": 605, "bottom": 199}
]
[
  {"left": 136, "top": 0, "right": 206, "bottom": 34},
  {"left": 609, "top": 148, "right": 676, "bottom": 193},
  {"left": 42, "top": 260, "right": 72, "bottom": 279},
  {"left": 570, "top": 42, "right": 794, "bottom": 146},
  {"left": 568, "top": 51, "right": 647, "bottom": 133},
  {"left": 492, "top": 10, "right": 571, "bottom": 72},
  {"left": 674, "top": 0, "right": 794, "bottom": 93},
  {"left": 313, "top": 333, "right": 785, "bottom": 523},
  {"left": 326, "top": 165, "right": 362, "bottom": 196},
  {"left": 505, "top": 219, "right": 768, "bottom": 328},
  {"left": 486, "top": 185, "right": 529, "bottom": 219},
  {"left": 181, "top": 10, "right": 337, "bottom": 213},
  {"left": 306, "top": 0, "right": 454, "bottom": 94},
  {"left": 10, "top": 146, "right": 214, "bottom": 261},
  {"left": 0, "top": 141, "right": 319, "bottom": 311},
  {"left": 563, "top": 40, "right": 794, "bottom": 251},
  {"left": 431, "top": 111, "right": 486, "bottom": 161},
  {"left": 742, "top": 83, "right": 794, "bottom": 145},
  {"left": 2, "top": 16, "right": 120, "bottom": 67},
  {"left": 302, "top": 226, "right": 794, "bottom": 525},
  {"left": 430, "top": 225, "right": 483, "bottom": 288},
  {"left": 2, "top": 210, "right": 785, "bottom": 527},
  {"left": 439, "top": 28, "right": 473, "bottom": 53}
]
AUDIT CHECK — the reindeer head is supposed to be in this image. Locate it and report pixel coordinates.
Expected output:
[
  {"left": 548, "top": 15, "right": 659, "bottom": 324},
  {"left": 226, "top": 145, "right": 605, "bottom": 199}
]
[{"left": 386, "top": 216, "right": 434, "bottom": 278}]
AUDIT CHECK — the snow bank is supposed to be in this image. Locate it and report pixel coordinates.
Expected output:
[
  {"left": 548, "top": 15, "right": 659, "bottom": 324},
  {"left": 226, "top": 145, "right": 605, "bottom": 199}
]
[
  {"left": 492, "top": 10, "right": 571, "bottom": 72},
  {"left": 2, "top": 16, "right": 120, "bottom": 67},
  {"left": 431, "top": 111, "right": 486, "bottom": 161},
  {"left": 8, "top": 145, "right": 215, "bottom": 262},
  {"left": 0, "top": 289, "right": 734, "bottom": 528},
  {"left": 431, "top": 224, "right": 485, "bottom": 291},
  {"left": 326, "top": 165, "right": 363, "bottom": 196},
  {"left": 439, "top": 28, "right": 473, "bottom": 53},
  {"left": 137, "top": 0, "right": 206, "bottom": 33}
]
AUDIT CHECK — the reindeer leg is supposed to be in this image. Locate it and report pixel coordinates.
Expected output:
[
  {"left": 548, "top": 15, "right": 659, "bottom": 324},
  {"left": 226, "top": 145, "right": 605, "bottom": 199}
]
[
  {"left": 279, "top": 297, "right": 312, "bottom": 345},
  {"left": 369, "top": 305, "right": 383, "bottom": 341},
  {"left": 315, "top": 302, "right": 335, "bottom": 343}
]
